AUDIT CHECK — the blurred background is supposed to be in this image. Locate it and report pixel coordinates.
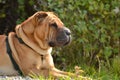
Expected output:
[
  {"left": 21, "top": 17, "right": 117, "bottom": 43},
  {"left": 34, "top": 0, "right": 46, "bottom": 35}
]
[{"left": 0, "top": 0, "right": 120, "bottom": 79}]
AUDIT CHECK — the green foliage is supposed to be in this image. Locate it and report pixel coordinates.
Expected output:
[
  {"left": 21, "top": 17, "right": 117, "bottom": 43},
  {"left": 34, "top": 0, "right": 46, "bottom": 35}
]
[
  {"left": 35, "top": 0, "right": 120, "bottom": 79},
  {"left": 16, "top": 0, "right": 27, "bottom": 24},
  {"left": 42, "top": 0, "right": 120, "bottom": 64},
  {"left": 112, "top": 56, "right": 120, "bottom": 75},
  {"left": 0, "top": 0, "right": 6, "bottom": 18},
  {"left": 0, "top": 0, "right": 120, "bottom": 79}
]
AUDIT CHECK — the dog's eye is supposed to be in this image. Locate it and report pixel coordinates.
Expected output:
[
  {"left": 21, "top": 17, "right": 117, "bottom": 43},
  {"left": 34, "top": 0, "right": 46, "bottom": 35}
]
[{"left": 50, "top": 23, "right": 58, "bottom": 29}]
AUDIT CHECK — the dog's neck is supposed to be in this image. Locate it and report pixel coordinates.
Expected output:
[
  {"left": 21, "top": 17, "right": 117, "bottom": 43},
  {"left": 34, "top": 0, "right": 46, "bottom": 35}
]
[
  {"left": 16, "top": 26, "right": 52, "bottom": 56},
  {"left": 16, "top": 35, "right": 49, "bottom": 63},
  {"left": 18, "top": 35, "right": 52, "bottom": 56}
]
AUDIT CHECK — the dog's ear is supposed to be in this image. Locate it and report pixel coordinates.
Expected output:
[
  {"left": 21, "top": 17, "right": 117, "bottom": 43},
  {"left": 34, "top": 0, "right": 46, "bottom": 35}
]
[
  {"left": 15, "top": 15, "right": 35, "bottom": 38},
  {"left": 35, "top": 11, "right": 48, "bottom": 22},
  {"left": 15, "top": 12, "right": 49, "bottom": 55},
  {"left": 15, "top": 11, "right": 48, "bottom": 37}
]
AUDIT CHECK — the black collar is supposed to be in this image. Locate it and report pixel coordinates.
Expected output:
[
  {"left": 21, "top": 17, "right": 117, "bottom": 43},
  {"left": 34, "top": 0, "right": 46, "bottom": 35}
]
[{"left": 6, "top": 37, "right": 23, "bottom": 75}]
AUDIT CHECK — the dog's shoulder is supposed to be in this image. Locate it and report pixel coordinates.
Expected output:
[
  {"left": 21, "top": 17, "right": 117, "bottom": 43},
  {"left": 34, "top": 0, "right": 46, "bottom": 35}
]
[
  {"left": 0, "top": 35, "right": 6, "bottom": 39},
  {"left": 0, "top": 35, "right": 7, "bottom": 46}
]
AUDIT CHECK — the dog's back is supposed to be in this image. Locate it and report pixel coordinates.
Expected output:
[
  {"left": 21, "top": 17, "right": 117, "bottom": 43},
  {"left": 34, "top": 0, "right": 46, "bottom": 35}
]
[
  {"left": 0, "top": 35, "right": 7, "bottom": 54},
  {"left": 0, "top": 35, "right": 18, "bottom": 75}
]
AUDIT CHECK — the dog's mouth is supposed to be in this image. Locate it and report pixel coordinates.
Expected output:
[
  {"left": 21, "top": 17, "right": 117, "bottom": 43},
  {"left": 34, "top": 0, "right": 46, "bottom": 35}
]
[
  {"left": 49, "top": 36, "right": 71, "bottom": 47},
  {"left": 63, "top": 36, "right": 71, "bottom": 46}
]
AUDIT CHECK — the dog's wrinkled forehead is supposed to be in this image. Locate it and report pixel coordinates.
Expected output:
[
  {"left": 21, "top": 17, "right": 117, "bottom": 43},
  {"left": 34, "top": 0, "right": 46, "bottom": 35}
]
[
  {"left": 35, "top": 11, "right": 64, "bottom": 27},
  {"left": 47, "top": 12, "right": 64, "bottom": 27}
]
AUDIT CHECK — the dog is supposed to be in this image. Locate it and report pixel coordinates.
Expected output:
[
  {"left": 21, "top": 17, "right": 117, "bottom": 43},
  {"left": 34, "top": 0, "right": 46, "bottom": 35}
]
[{"left": 0, "top": 11, "right": 74, "bottom": 78}]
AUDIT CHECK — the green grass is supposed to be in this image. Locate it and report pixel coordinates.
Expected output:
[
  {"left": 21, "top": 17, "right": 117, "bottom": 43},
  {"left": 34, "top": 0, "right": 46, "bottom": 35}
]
[
  {"left": 29, "top": 66, "right": 120, "bottom": 80},
  {"left": 31, "top": 75, "right": 92, "bottom": 80},
  {"left": 79, "top": 63, "right": 120, "bottom": 80},
  {"left": 29, "top": 56, "right": 120, "bottom": 80},
  {"left": 29, "top": 66, "right": 92, "bottom": 80}
]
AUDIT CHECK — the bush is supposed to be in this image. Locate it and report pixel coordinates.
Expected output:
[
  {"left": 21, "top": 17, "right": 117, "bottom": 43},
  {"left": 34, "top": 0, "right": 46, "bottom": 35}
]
[
  {"left": 40, "top": 0, "right": 120, "bottom": 64},
  {"left": 0, "top": 0, "right": 120, "bottom": 79},
  {"left": 37, "top": 0, "right": 120, "bottom": 76}
]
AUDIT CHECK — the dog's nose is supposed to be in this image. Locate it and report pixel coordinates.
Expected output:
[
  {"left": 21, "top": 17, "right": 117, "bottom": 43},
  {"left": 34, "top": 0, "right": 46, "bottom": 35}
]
[
  {"left": 64, "top": 27, "right": 71, "bottom": 36},
  {"left": 65, "top": 30, "right": 71, "bottom": 35}
]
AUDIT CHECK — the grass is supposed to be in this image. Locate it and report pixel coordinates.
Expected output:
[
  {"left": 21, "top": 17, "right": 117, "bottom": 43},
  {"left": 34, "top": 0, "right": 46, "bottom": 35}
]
[
  {"left": 30, "top": 58, "right": 120, "bottom": 80},
  {"left": 29, "top": 66, "right": 92, "bottom": 80},
  {"left": 6, "top": 56, "right": 118, "bottom": 80},
  {"left": 31, "top": 75, "right": 92, "bottom": 80},
  {"left": 1, "top": 64, "right": 119, "bottom": 80},
  {"left": 79, "top": 63, "right": 120, "bottom": 80}
]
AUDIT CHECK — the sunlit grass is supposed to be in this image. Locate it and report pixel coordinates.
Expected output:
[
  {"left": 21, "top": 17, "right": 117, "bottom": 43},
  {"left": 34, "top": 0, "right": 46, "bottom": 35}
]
[
  {"left": 30, "top": 75, "right": 92, "bottom": 80},
  {"left": 29, "top": 66, "right": 92, "bottom": 80}
]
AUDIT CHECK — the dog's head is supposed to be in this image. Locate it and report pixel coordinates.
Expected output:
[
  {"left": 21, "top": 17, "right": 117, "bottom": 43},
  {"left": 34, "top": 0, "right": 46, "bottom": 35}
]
[
  {"left": 34, "top": 11, "right": 71, "bottom": 47},
  {"left": 16, "top": 11, "right": 71, "bottom": 49}
]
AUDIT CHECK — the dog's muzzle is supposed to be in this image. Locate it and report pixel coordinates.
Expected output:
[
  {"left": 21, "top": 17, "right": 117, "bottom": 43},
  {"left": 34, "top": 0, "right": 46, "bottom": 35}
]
[{"left": 49, "top": 27, "right": 71, "bottom": 47}]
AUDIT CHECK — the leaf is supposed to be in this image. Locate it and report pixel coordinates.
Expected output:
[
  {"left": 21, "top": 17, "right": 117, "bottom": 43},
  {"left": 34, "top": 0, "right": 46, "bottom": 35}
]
[
  {"left": 89, "top": 6, "right": 94, "bottom": 11},
  {"left": 0, "top": 13, "right": 6, "bottom": 18},
  {"left": 17, "top": 0, "right": 24, "bottom": 5},
  {"left": 104, "top": 47, "right": 112, "bottom": 58}
]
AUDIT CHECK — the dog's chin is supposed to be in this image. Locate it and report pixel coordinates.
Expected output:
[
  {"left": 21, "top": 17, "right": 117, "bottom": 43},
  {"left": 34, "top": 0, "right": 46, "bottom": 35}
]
[
  {"left": 49, "top": 37, "right": 71, "bottom": 47},
  {"left": 63, "top": 36, "right": 71, "bottom": 46},
  {"left": 63, "top": 39, "right": 70, "bottom": 46}
]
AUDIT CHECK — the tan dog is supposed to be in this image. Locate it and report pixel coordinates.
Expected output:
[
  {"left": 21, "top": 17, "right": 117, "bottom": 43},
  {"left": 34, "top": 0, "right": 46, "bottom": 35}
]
[{"left": 0, "top": 11, "right": 73, "bottom": 77}]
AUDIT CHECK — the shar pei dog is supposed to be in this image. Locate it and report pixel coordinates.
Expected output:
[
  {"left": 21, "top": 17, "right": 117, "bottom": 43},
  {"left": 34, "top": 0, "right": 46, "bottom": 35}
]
[{"left": 0, "top": 11, "right": 74, "bottom": 78}]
